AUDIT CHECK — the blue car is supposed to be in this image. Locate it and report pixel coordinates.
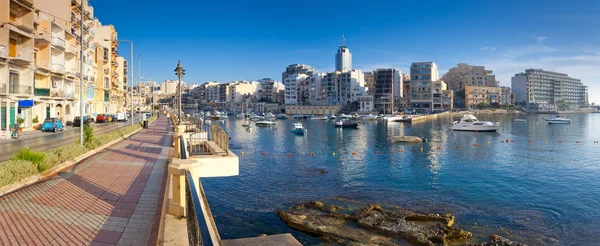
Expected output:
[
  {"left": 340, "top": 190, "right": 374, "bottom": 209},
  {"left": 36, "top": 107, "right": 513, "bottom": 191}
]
[{"left": 42, "top": 118, "right": 64, "bottom": 132}]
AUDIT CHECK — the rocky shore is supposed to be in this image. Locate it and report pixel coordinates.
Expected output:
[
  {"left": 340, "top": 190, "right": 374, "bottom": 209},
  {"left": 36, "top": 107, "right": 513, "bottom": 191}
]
[{"left": 277, "top": 200, "right": 526, "bottom": 246}]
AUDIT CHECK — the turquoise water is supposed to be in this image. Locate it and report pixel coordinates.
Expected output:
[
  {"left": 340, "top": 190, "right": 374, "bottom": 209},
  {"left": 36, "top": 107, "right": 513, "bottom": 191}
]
[{"left": 201, "top": 114, "right": 600, "bottom": 245}]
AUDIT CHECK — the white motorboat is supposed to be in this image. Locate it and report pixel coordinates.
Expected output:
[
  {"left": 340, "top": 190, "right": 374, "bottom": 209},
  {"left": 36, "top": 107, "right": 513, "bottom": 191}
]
[
  {"left": 451, "top": 114, "right": 500, "bottom": 132},
  {"left": 242, "top": 120, "right": 251, "bottom": 127},
  {"left": 220, "top": 114, "right": 229, "bottom": 119},
  {"left": 291, "top": 122, "right": 308, "bottom": 135},
  {"left": 255, "top": 120, "right": 277, "bottom": 127},
  {"left": 312, "top": 116, "right": 328, "bottom": 120},
  {"left": 265, "top": 112, "right": 276, "bottom": 119},
  {"left": 249, "top": 115, "right": 263, "bottom": 121},
  {"left": 545, "top": 115, "right": 571, "bottom": 124},
  {"left": 338, "top": 114, "right": 350, "bottom": 119},
  {"left": 515, "top": 119, "right": 527, "bottom": 123},
  {"left": 329, "top": 114, "right": 337, "bottom": 120},
  {"left": 362, "top": 114, "right": 377, "bottom": 121}
]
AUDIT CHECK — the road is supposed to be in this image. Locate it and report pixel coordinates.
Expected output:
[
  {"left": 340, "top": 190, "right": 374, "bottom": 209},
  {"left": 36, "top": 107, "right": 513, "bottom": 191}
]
[{"left": 0, "top": 115, "right": 143, "bottom": 162}]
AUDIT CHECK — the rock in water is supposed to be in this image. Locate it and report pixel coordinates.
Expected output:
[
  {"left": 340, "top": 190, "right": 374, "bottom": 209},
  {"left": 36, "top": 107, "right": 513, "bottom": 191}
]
[{"left": 277, "top": 200, "right": 524, "bottom": 246}]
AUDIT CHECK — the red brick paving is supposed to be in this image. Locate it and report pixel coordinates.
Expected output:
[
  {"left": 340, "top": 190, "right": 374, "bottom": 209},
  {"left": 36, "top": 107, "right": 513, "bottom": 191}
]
[{"left": 0, "top": 117, "right": 173, "bottom": 245}]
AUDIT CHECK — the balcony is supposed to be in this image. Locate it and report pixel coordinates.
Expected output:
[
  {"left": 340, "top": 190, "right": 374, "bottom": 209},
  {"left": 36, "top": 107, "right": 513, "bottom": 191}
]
[
  {"left": 0, "top": 45, "right": 7, "bottom": 59},
  {"left": 66, "top": 68, "right": 77, "bottom": 78},
  {"left": 9, "top": 84, "right": 32, "bottom": 95},
  {"left": 35, "top": 30, "right": 51, "bottom": 43},
  {"left": 51, "top": 36, "right": 66, "bottom": 49},
  {"left": 51, "top": 89, "right": 64, "bottom": 98},
  {"left": 65, "top": 92, "right": 74, "bottom": 99},
  {"left": 51, "top": 63, "right": 65, "bottom": 74},
  {"left": 8, "top": 19, "right": 34, "bottom": 33},
  {"left": 9, "top": 49, "right": 33, "bottom": 65},
  {"left": 36, "top": 60, "right": 51, "bottom": 72},
  {"left": 34, "top": 88, "right": 51, "bottom": 97},
  {"left": 66, "top": 44, "right": 77, "bottom": 55}
]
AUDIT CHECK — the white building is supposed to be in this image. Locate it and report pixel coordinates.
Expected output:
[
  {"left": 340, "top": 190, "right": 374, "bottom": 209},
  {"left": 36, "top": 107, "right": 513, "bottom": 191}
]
[
  {"left": 511, "top": 69, "right": 588, "bottom": 111},
  {"left": 308, "top": 73, "right": 326, "bottom": 105},
  {"left": 228, "top": 81, "right": 258, "bottom": 103},
  {"left": 284, "top": 74, "right": 309, "bottom": 105},
  {"left": 441, "top": 63, "right": 498, "bottom": 91},
  {"left": 335, "top": 36, "right": 352, "bottom": 72},
  {"left": 325, "top": 69, "right": 364, "bottom": 106},
  {"left": 410, "top": 62, "right": 440, "bottom": 112},
  {"left": 161, "top": 80, "right": 178, "bottom": 94}
]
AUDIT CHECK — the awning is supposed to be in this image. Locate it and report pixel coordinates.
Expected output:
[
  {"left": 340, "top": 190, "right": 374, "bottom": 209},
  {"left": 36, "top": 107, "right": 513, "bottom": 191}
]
[{"left": 18, "top": 100, "right": 34, "bottom": 108}]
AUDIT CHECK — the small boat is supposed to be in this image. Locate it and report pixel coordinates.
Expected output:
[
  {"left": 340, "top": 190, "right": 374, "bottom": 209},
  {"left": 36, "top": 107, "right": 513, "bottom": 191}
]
[
  {"left": 246, "top": 125, "right": 252, "bottom": 132},
  {"left": 312, "top": 116, "right": 328, "bottom": 120},
  {"left": 392, "top": 136, "right": 426, "bottom": 143},
  {"left": 545, "top": 115, "right": 571, "bottom": 124},
  {"left": 329, "top": 114, "right": 337, "bottom": 120},
  {"left": 265, "top": 112, "right": 276, "bottom": 119},
  {"left": 210, "top": 114, "right": 221, "bottom": 120},
  {"left": 291, "top": 122, "right": 308, "bottom": 135},
  {"left": 515, "top": 119, "right": 527, "bottom": 123},
  {"left": 338, "top": 114, "right": 350, "bottom": 119},
  {"left": 362, "top": 114, "right": 377, "bottom": 121},
  {"left": 249, "top": 115, "right": 263, "bottom": 121},
  {"left": 255, "top": 120, "right": 277, "bottom": 127},
  {"left": 220, "top": 115, "right": 229, "bottom": 119},
  {"left": 277, "top": 114, "right": 289, "bottom": 120},
  {"left": 293, "top": 114, "right": 303, "bottom": 119},
  {"left": 451, "top": 114, "right": 500, "bottom": 132},
  {"left": 242, "top": 120, "right": 251, "bottom": 127},
  {"left": 333, "top": 121, "right": 359, "bottom": 128}
]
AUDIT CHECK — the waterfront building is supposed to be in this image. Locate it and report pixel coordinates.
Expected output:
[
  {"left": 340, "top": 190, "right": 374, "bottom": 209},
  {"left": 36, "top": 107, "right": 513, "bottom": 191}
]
[
  {"left": 500, "top": 86, "right": 513, "bottom": 105},
  {"left": 217, "top": 83, "right": 229, "bottom": 103},
  {"left": 160, "top": 80, "right": 178, "bottom": 94},
  {"left": 464, "top": 86, "right": 501, "bottom": 109},
  {"left": 399, "top": 74, "right": 411, "bottom": 109},
  {"left": 410, "top": 62, "right": 441, "bottom": 112},
  {"left": 372, "top": 68, "right": 402, "bottom": 113},
  {"left": 335, "top": 36, "right": 352, "bottom": 72},
  {"left": 256, "top": 78, "right": 284, "bottom": 103},
  {"left": 441, "top": 63, "right": 498, "bottom": 92},
  {"left": 442, "top": 90, "right": 454, "bottom": 110},
  {"left": 364, "top": 71, "right": 374, "bottom": 96},
  {"left": 281, "top": 64, "right": 316, "bottom": 83},
  {"left": 284, "top": 74, "right": 309, "bottom": 105},
  {"left": 357, "top": 95, "right": 374, "bottom": 112},
  {"left": 307, "top": 72, "right": 326, "bottom": 105},
  {"left": 325, "top": 69, "right": 364, "bottom": 106},
  {"left": 94, "top": 21, "right": 124, "bottom": 113},
  {"left": 228, "top": 81, "right": 258, "bottom": 104},
  {"left": 511, "top": 69, "right": 588, "bottom": 111}
]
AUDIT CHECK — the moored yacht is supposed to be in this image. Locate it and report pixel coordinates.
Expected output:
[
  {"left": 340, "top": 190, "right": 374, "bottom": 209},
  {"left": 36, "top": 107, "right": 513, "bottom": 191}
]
[
  {"left": 291, "top": 122, "right": 308, "bottom": 135},
  {"left": 362, "top": 114, "right": 377, "bottom": 121},
  {"left": 255, "top": 119, "right": 277, "bottom": 126},
  {"left": 451, "top": 114, "right": 500, "bottom": 132},
  {"left": 545, "top": 115, "right": 571, "bottom": 124},
  {"left": 329, "top": 114, "right": 337, "bottom": 120}
]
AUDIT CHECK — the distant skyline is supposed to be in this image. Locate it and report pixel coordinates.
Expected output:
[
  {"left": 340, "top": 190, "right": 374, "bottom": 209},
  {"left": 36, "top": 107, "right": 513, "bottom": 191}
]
[{"left": 92, "top": 0, "right": 600, "bottom": 103}]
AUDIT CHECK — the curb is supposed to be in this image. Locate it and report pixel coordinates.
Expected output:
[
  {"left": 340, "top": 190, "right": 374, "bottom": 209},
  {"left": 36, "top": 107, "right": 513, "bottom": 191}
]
[{"left": 0, "top": 118, "right": 158, "bottom": 197}]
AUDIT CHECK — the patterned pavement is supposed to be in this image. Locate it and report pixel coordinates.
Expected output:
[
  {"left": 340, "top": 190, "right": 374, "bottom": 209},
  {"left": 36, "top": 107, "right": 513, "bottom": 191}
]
[{"left": 0, "top": 117, "right": 173, "bottom": 245}]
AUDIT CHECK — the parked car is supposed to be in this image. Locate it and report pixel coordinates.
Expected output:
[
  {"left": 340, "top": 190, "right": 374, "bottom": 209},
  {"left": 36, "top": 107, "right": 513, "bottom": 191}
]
[
  {"left": 96, "top": 114, "right": 108, "bottom": 123},
  {"left": 107, "top": 114, "right": 116, "bottom": 122},
  {"left": 73, "top": 116, "right": 90, "bottom": 127},
  {"left": 41, "top": 118, "right": 64, "bottom": 132}
]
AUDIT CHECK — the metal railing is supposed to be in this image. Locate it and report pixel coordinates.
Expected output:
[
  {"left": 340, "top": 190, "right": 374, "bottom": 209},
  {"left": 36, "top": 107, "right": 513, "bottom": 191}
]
[
  {"left": 185, "top": 170, "right": 217, "bottom": 246},
  {"left": 51, "top": 63, "right": 65, "bottom": 73},
  {"left": 9, "top": 84, "right": 32, "bottom": 94},
  {"left": 210, "top": 125, "right": 229, "bottom": 155},
  {"left": 51, "top": 36, "right": 66, "bottom": 48}
]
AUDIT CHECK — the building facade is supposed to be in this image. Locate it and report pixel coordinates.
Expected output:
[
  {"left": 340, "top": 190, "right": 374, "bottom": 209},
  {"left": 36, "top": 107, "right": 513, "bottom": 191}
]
[
  {"left": 464, "top": 86, "right": 501, "bottom": 109},
  {"left": 285, "top": 105, "right": 341, "bottom": 115},
  {"left": 335, "top": 36, "right": 351, "bottom": 72},
  {"left": 372, "top": 68, "right": 402, "bottom": 113},
  {"left": 325, "top": 69, "right": 364, "bottom": 106},
  {"left": 441, "top": 63, "right": 498, "bottom": 92},
  {"left": 284, "top": 74, "right": 309, "bottom": 105},
  {"left": 511, "top": 69, "right": 588, "bottom": 111},
  {"left": 410, "top": 62, "right": 441, "bottom": 112},
  {"left": 281, "top": 64, "right": 316, "bottom": 83}
]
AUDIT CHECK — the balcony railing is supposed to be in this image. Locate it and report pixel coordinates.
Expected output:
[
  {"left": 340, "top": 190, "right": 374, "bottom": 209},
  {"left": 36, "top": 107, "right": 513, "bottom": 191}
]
[
  {"left": 9, "top": 84, "right": 33, "bottom": 95},
  {"left": 36, "top": 30, "right": 51, "bottom": 42},
  {"left": 69, "top": 44, "right": 77, "bottom": 54},
  {"left": 0, "top": 45, "right": 6, "bottom": 58},
  {"left": 65, "top": 92, "right": 74, "bottom": 99},
  {"left": 51, "top": 63, "right": 65, "bottom": 73},
  {"left": 51, "top": 89, "right": 64, "bottom": 97},
  {"left": 35, "top": 88, "right": 51, "bottom": 97},
  {"left": 51, "top": 36, "right": 66, "bottom": 49},
  {"left": 11, "top": 50, "right": 33, "bottom": 63}
]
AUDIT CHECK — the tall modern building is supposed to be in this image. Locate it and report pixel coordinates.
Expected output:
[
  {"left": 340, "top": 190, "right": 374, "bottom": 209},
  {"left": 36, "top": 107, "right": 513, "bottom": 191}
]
[
  {"left": 325, "top": 69, "right": 364, "bottom": 106},
  {"left": 372, "top": 68, "right": 402, "bottom": 113},
  {"left": 410, "top": 62, "right": 440, "bottom": 112},
  {"left": 284, "top": 74, "right": 309, "bottom": 105},
  {"left": 335, "top": 36, "right": 352, "bottom": 72},
  {"left": 511, "top": 69, "right": 588, "bottom": 111},
  {"left": 441, "top": 63, "right": 498, "bottom": 92}
]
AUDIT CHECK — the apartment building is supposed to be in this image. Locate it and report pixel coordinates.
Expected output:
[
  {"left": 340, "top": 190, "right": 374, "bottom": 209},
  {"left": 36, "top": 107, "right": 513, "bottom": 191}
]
[
  {"left": 442, "top": 90, "right": 454, "bottom": 110},
  {"left": 410, "top": 62, "right": 442, "bottom": 112},
  {"left": 372, "top": 68, "right": 402, "bottom": 113},
  {"left": 281, "top": 64, "right": 316, "bottom": 82},
  {"left": 464, "top": 86, "right": 501, "bottom": 109},
  {"left": 284, "top": 74, "right": 309, "bottom": 105},
  {"left": 441, "top": 63, "right": 498, "bottom": 92},
  {"left": 325, "top": 69, "right": 365, "bottom": 106},
  {"left": 399, "top": 74, "right": 410, "bottom": 109},
  {"left": 229, "top": 81, "right": 258, "bottom": 104},
  {"left": 217, "top": 83, "right": 229, "bottom": 103},
  {"left": 511, "top": 69, "right": 588, "bottom": 111},
  {"left": 364, "top": 71, "right": 374, "bottom": 95},
  {"left": 500, "top": 86, "right": 513, "bottom": 105},
  {"left": 256, "top": 78, "right": 284, "bottom": 103}
]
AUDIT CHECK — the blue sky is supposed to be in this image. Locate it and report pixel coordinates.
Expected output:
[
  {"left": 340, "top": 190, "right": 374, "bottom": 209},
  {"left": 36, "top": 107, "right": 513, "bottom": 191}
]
[{"left": 92, "top": 0, "right": 600, "bottom": 103}]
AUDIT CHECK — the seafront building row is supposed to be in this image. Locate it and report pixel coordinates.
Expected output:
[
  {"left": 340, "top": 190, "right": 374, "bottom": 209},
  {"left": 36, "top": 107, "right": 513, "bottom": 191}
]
[
  {"left": 186, "top": 38, "right": 589, "bottom": 114},
  {"left": 0, "top": 0, "right": 129, "bottom": 130}
]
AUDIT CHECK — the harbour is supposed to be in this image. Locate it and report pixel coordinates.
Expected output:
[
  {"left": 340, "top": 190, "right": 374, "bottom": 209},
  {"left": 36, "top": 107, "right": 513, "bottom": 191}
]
[{"left": 201, "top": 113, "right": 600, "bottom": 245}]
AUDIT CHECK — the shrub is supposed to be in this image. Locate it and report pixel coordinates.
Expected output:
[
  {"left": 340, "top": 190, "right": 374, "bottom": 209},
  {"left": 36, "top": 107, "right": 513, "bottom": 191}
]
[
  {"left": 47, "top": 143, "right": 89, "bottom": 163},
  {"left": 33, "top": 115, "right": 39, "bottom": 124},
  {"left": 11, "top": 148, "right": 47, "bottom": 172},
  {"left": 44, "top": 152, "right": 60, "bottom": 169},
  {"left": 82, "top": 125, "right": 97, "bottom": 149},
  {"left": 0, "top": 160, "right": 38, "bottom": 187}
]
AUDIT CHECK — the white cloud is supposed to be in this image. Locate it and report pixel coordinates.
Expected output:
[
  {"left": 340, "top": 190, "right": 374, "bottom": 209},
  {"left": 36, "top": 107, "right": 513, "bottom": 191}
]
[
  {"left": 503, "top": 45, "right": 558, "bottom": 58},
  {"left": 480, "top": 47, "right": 489, "bottom": 51},
  {"left": 491, "top": 47, "right": 497, "bottom": 51},
  {"left": 535, "top": 36, "right": 548, "bottom": 44}
]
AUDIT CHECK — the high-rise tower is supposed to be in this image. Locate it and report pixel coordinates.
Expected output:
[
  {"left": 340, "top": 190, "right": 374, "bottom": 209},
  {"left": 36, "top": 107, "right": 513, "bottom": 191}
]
[{"left": 335, "top": 35, "right": 352, "bottom": 72}]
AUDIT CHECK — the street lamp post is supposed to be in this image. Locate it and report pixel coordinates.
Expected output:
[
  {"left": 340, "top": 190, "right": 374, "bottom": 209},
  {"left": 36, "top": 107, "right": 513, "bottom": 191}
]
[
  {"left": 174, "top": 61, "right": 185, "bottom": 123},
  {"left": 105, "top": 39, "right": 134, "bottom": 126}
]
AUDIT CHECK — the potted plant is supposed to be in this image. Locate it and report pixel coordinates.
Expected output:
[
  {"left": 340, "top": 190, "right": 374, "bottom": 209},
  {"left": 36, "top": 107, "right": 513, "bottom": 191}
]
[
  {"left": 17, "top": 117, "right": 25, "bottom": 131},
  {"left": 32, "top": 115, "right": 39, "bottom": 130}
]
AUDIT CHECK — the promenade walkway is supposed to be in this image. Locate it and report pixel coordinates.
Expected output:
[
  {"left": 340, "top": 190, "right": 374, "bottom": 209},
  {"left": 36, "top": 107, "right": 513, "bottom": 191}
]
[{"left": 0, "top": 117, "right": 173, "bottom": 245}]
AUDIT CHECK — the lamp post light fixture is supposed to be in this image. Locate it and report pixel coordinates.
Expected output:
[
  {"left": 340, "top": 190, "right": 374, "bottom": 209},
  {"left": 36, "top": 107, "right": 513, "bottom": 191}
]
[{"left": 174, "top": 61, "right": 185, "bottom": 123}]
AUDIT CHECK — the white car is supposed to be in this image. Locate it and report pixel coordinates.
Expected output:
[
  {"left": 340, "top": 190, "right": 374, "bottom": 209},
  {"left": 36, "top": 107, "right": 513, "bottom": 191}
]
[{"left": 116, "top": 112, "right": 128, "bottom": 122}]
